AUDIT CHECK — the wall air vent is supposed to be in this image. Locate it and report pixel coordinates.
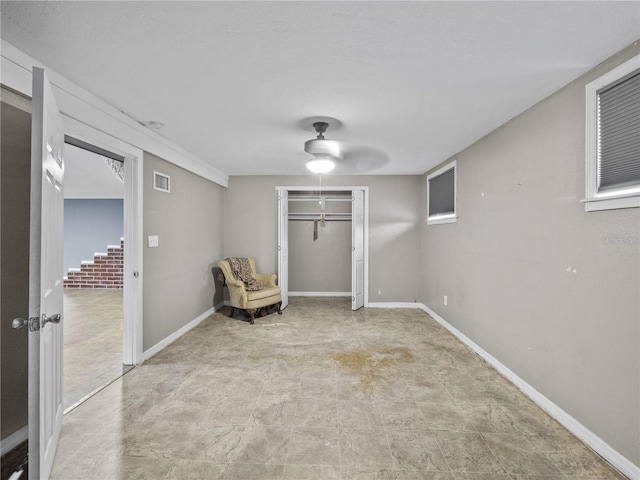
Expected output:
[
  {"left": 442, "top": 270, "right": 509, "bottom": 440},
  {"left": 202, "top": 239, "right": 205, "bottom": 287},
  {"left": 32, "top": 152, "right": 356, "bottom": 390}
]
[{"left": 153, "top": 171, "right": 170, "bottom": 193}]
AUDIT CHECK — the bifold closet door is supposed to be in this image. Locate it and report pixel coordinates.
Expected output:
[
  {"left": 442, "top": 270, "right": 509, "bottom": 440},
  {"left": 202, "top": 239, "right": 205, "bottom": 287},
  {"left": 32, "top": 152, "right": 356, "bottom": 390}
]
[
  {"left": 277, "top": 188, "right": 289, "bottom": 309},
  {"left": 352, "top": 189, "right": 365, "bottom": 310}
]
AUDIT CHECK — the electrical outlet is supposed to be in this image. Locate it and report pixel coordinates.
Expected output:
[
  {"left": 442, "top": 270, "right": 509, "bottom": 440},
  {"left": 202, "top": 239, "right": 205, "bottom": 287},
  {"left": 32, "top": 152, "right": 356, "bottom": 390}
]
[
  {"left": 148, "top": 235, "right": 159, "bottom": 248},
  {"left": 444, "top": 295, "right": 448, "bottom": 306}
]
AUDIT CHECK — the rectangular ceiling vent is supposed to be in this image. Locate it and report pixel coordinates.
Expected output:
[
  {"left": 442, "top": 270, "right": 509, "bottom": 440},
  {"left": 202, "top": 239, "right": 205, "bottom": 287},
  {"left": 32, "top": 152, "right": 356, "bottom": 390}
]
[{"left": 153, "top": 171, "right": 170, "bottom": 193}]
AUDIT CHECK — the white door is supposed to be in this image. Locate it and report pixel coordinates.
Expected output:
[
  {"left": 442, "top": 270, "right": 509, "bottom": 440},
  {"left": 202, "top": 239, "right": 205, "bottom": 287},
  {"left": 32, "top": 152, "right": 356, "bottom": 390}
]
[
  {"left": 352, "top": 189, "right": 365, "bottom": 310},
  {"left": 277, "top": 188, "right": 289, "bottom": 309},
  {"left": 29, "top": 67, "right": 65, "bottom": 480}
]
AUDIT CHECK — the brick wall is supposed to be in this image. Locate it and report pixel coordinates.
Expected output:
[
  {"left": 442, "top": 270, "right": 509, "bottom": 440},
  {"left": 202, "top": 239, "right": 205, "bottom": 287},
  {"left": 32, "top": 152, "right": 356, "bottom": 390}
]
[{"left": 64, "top": 239, "right": 123, "bottom": 289}]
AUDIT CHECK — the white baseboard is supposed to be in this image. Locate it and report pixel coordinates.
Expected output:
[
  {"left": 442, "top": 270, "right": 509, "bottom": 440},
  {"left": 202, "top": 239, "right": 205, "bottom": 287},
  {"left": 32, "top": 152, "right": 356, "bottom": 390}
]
[
  {"left": 419, "top": 303, "right": 639, "bottom": 480},
  {"left": 142, "top": 306, "right": 218, "bottom": 361},
  {"left": 367, "top": 301, "right": 424, "bottom": 309},
  {"left": 289, "top": 291, "right": 351, "bottom": 297},
  {"left": 1, "top": 425, "right": 28, "bottom": 456}
]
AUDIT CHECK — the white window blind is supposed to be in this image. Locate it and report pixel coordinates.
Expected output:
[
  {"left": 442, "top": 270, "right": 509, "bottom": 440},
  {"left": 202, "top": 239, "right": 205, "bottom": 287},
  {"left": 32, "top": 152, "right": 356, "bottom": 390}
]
[{"left": 598, "top": 71, "right": 640, "bottom": 191}]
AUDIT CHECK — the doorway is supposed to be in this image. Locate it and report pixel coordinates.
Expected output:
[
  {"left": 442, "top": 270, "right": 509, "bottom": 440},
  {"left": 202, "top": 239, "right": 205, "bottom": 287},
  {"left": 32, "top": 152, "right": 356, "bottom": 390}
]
[
  {"left": 59, "top": 127, "right": 143, "bottom": 408},
  {"left": 276, "top": 186, "right": 368, "bottom": 310},
  {"left": 0, "top": 77, "right": 143, "bottom": 476},
  {"left": 61, "top": 142, "right": 127, "bottom": 410},
  {"left": 63, "top": 119, "right": 144, "bottom": 370}
]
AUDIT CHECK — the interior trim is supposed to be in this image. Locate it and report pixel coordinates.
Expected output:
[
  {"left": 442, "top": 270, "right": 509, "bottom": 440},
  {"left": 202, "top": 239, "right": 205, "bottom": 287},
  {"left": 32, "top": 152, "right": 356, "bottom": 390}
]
[
  {"left": 276, "top": 185, "right": 370, "bottom": 311},
  {"left": 0, "top": 85, "right": 31, "bottom": 113},
  {"left": 417, "top": 302, "right": 639, "bottom": 480},
  {"left": 367, "top": 302, "right": 423, "bottom": 309},
  {"left": 289, "top": 291, "right": 351, "bottom": 297},
  {"left": 142, "top": 304, "right": 221, "bottom": 362},
  {"left": 63, "top": 117, "right": 144, "bottom": 365},
  {"left": 64, "top": 135, "right": 125, "bottom": 162},
  {"left": 1, "top": 39, "right": 228, "bottom": 188}
]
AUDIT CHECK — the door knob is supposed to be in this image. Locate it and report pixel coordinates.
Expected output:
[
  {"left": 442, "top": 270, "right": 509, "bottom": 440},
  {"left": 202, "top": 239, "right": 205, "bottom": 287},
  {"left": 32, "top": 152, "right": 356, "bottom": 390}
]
[
  {"left": 12, "top": 314, "right": 60, "bottom": 331},
  {"left": 42, "top": 313, "right": 61, "bottom": 327},
  {"left": 12, "top": 318, "right": 27, "bottom": 329},
  {"left": 12, "top": 317, "right": 40, "bottom": 331}
]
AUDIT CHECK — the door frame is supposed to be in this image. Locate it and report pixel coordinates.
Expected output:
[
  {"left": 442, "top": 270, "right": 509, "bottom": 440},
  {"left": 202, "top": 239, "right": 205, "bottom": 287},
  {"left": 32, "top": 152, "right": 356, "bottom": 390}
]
[
  {"left": 64, "top": 117, "right": 143, "bottom": 365},
  {"left": 275, "top": 185, "right": 369, "bottom": 308}
]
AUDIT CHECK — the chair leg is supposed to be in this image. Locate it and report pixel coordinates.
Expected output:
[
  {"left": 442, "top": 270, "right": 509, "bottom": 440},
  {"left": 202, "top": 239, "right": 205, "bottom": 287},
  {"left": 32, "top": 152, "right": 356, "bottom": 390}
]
[
  {"left": 277, "top": 302, "right": 282, "bottom": 315},
  {"left": 229, "top": 306, "right": 235, "bottom": 318},
  {"left": 247, "top": 309, "right": 256, "bottom": 325}
]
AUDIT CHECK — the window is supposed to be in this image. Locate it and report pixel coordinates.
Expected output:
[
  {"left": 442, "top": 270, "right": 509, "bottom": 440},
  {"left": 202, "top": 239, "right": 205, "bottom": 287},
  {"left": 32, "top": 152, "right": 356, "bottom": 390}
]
[
  {"left": 584, "top": 55, "right": 640, "bottom": 211},
  {"left": 427, "top": 160, "right": 457, "bottom": 224}
]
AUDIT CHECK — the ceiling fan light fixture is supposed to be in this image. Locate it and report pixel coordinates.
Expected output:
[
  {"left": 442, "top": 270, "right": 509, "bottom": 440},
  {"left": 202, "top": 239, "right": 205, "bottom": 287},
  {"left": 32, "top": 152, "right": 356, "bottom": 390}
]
[
  {"left": 307, "top": 155, "right": 336, "bottom": 174},
  {"left": 304, "top": 138, "right": 341, "bottom": 158}
]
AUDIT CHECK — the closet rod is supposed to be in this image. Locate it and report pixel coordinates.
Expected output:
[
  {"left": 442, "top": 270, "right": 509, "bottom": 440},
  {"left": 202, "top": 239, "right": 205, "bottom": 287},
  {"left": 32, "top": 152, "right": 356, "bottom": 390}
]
[
  {"left": 288, "top": 197, "right": 353, "bottom": 202},
  {"left": 288, "top": 213, "right": 351, "bottom": 221},
  {"left": 289, "top": 218, "right": 351, "bottom": 222}
]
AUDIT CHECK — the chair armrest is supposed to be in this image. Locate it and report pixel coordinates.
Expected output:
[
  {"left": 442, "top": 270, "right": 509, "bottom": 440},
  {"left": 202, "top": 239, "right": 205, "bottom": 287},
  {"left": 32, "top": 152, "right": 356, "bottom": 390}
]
[
  {"left": 224, "top": 275, "right": 245, "bottom": 288},
  {"left": 255, "top": 273, "right": 277, "bottom": 288}
]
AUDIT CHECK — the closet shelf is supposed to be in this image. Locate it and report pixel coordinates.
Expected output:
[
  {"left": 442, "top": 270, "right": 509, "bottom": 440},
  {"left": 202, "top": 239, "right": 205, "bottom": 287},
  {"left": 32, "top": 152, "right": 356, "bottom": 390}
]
[{"left": 288, "top": 212, "right": 352, "bottom": 221}]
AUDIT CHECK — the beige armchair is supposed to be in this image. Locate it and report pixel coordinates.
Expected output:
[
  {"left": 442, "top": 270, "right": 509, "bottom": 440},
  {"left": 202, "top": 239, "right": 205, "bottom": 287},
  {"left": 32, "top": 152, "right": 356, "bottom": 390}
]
[{"left": 218, "top": 258, "right": 282, "bottom": 324}]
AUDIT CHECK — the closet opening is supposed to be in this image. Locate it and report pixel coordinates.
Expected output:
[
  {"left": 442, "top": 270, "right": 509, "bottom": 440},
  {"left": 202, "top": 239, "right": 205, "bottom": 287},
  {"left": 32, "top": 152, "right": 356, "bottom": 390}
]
[{"left": 276, "top": 186, "right": 367, "bottom": 311}]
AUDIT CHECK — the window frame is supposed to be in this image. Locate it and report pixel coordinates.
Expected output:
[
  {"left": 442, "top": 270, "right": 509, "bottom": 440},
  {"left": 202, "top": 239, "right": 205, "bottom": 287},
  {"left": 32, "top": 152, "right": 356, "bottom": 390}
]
[
  {"left": 584, "top": 54, "right": 640, "bottom": 212},
  {"left": 426, "top": 160, "right": 457, "bottom": 225}
]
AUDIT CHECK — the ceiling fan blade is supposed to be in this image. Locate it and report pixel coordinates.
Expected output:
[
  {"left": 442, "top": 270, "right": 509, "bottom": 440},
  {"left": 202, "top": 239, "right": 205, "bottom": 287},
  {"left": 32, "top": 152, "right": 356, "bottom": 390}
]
[{"left": 336, "top": 146, "right": 390, "bottom": 173}]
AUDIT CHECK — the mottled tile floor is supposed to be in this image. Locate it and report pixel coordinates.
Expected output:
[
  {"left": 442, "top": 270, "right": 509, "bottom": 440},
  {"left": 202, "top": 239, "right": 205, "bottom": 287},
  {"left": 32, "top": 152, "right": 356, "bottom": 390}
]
[
  {"left": 64, "top": 288, "right": 124, "bottom": 410},
  {"left": 52, "top": 297, "right": 624, "bottom": 479}
]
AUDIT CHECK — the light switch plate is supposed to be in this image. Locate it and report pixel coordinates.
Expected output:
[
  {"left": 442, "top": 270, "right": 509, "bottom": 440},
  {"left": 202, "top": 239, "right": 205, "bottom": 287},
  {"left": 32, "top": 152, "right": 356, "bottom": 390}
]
[{"left": 148, "top": 235, "right": 159, "bottom": 248}]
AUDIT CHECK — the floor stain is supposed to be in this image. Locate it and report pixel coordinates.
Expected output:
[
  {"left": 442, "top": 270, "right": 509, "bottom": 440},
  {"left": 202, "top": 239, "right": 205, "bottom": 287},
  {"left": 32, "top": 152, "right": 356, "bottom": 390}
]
[{"left": 332, "top": 347, "right": 414, "bottom": 391}]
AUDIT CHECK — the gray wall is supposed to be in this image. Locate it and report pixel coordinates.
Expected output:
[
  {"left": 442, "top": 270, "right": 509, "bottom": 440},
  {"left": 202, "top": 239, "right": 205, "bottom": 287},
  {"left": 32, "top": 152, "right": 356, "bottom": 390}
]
[
  {"left": 421, "top": 43, "right": 640, "bottom": 464},
  {"left": 1, "top": 100, "right": 31, "bottom": 440},
  {"left": 63, "top": 199, "right": 123, "bottom": 273},
  {"left": 143, "top": 152, "right": 225, "bottom": 351},
  {"left": 223, "top": 176, "right": 422, "bottom": 302},
  {"left": 288, "top": 196, "right": 351, "bottom": 293}
]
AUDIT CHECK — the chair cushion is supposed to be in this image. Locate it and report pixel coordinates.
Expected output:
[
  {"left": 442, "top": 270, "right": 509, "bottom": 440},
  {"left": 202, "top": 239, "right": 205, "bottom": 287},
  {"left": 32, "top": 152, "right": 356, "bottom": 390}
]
[{"left": 246, "top": 286, "right": 281, "bottom": 301}]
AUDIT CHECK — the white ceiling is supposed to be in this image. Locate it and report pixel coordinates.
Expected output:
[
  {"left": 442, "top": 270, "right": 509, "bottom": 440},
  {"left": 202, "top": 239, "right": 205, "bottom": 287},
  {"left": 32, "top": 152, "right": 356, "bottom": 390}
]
[
  {"left": 2, "top": 1, "right": 639, "bottom": 177},
  {"left": 64, "top": 143, "right": 125, "bottom": 199}
]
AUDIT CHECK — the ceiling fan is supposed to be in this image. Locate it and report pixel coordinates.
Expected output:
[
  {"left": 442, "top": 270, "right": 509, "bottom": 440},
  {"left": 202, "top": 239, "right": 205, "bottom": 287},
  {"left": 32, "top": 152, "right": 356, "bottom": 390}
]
[
  {"left": 301, "top": 116, "right": 389, "bottom": 174},
  {"left": 303, "top": 119, "right": 341, "bottom": 174}
]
